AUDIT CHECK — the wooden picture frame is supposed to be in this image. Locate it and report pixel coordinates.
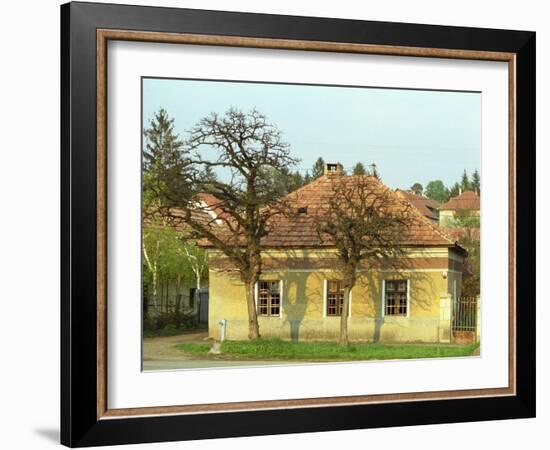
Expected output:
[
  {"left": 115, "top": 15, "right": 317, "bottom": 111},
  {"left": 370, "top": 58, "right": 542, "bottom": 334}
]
[{"left": 61, "top": 1, "right": 535, "bottom": 447}]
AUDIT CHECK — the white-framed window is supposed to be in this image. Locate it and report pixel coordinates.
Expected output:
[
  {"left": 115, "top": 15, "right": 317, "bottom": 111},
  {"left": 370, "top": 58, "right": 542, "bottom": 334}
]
[
  {"left": 323, "top": 280, "right": 352, "bottom": 317},
  {"left": 255, "top": 280, "right": 282, "bottom": 317},
  {"left": 382, "top": 279, "right": 410, "bottom": 317}
]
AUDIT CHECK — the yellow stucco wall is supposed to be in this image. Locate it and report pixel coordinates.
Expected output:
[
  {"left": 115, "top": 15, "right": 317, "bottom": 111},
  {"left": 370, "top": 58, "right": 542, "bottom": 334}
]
[
  {"left": 439, "top": 209, "right": 480, "bottom": 227},
  {"left": 208, "top": 248, "right": 462, "bottom": 343}
]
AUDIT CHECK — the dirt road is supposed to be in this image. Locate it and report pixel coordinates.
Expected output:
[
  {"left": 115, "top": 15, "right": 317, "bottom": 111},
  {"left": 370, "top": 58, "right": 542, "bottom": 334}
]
[{"left": 142, "top": 332, "right": 299, "bottom": 370}]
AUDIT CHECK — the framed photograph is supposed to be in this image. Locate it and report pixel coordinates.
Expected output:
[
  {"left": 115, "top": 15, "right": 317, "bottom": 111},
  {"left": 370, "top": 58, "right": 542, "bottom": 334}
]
[{"left": 61, "top": 1, "right": 535, "bottom": 447}]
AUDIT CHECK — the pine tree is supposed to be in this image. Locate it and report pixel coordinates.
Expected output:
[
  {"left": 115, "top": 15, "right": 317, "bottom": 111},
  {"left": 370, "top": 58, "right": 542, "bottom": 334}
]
[
  {"left": 449, "top": 182, "right": 461, "bottom": 198},
  {"left": 460, "top": 169, "right": 471, "bottom": 192},
  {"left": 202, "top": 165, "right": 218, "bottom": 182},
  {"left": 143, "top": 108, "right": 184, "bottom": 173},
  {"left": 311, "top": 157, "right": 325, "bottom": 179},
  {"left": 291, "top": 171, "right": 305, "bottom": 191},
  {"left": 352, "top": 162, "right": 367, "bottom": 175},
  {"left": 471, "top": 169, "right": 481, "bottom": 194},
  {"left": 143, "top": 108, "right": 192, "bottom": 213}
]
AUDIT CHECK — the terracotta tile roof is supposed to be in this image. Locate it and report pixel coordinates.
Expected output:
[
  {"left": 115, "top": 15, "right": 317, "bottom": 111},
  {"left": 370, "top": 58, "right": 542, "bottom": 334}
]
[
  {"left": 143, "top": 193, "right": 226, "bottom": 233},
  {"left": 439, "top": 191, "right": 480, "bottom": 211},
  {"left": 396, "top": 189, "right": 440, "bottom": 221},
  {"left": 200, "top": 175, "right": 462, "bottom": 251},
  {"left": 143, "top": 191, "right": 230, "bottom": 234},
  {"left": 168, "top": 206, "right": 217, "bottom": 232},
  {"left": 143, "top": 204, "right": 218, "bottom": 237},
  {"left": 439, "top": 227, "right": 480, "bottom": 242},
  {"left": 196, "top": 193, "right": 231, "bottom": 220}
]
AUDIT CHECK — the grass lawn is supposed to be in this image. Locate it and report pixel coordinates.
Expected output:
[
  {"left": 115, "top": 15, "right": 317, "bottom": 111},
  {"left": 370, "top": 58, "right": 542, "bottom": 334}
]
[{"left": 175, "top": 339, "right": 479, "bottom": 362}]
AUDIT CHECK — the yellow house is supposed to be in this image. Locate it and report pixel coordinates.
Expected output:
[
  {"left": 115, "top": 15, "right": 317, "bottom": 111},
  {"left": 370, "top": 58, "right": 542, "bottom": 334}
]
[
  {"left": 202, "top": 166, "right": 466, "bottom": 344},
  {"left": 439, "top": 190, "right": 480, "bottom": 227}
]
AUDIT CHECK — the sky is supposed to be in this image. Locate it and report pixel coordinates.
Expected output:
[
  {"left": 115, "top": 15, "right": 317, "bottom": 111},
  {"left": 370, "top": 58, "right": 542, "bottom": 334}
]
[{"left": 142, "top": 77, "right": 481, "bottom": 190}]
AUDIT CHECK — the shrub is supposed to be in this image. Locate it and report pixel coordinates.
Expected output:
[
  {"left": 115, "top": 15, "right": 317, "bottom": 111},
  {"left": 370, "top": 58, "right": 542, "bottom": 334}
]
[
  {"left": 142, "top": 311, "right": 201, "bottom": 336},
  {"left": 158, "top": 324, "right": 182, "bottom": 336}
]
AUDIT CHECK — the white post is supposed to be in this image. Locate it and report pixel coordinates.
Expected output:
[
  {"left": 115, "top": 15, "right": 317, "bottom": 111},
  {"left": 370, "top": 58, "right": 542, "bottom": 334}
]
[
  {"left": 219, "top": 319, "right": 227, "bottom": 342},
  {"left": 439, "top": 293, "right": 452, "bottom": 344}
]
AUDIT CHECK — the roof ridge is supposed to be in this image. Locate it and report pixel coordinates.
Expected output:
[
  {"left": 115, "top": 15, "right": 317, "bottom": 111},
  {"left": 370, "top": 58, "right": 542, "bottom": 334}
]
[
  {"left": 440, "top": 189, "right": 480, "bottom": 210},
  {"left": 394, "top": 190, "right": 456, "bottom": 246}
]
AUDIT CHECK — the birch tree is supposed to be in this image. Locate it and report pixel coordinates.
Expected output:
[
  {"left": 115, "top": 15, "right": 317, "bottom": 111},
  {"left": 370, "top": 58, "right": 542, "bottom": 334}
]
[
  {"left": 142, "top": 216, "right": 175, "bottom": 318},
  {"left": 179, "top": 240, "right": 208, "bottom": 304}
]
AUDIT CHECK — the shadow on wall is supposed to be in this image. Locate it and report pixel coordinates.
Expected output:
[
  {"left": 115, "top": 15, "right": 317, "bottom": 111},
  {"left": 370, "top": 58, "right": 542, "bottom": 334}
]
[
  {"left": 282, "top": 272, "right": 315, "bottom": 341},
  {"left": 217, "top": 251, "right": 446, "bottom": 342},
  {"left": 355, "top": 266, "right": 441, "bottom": 343}
]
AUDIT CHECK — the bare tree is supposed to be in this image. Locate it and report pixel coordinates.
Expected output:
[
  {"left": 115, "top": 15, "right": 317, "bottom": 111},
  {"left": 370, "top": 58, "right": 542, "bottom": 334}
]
[
  {"left": 179, "top": 108, "right": 298, "bottom": 339},
  {"left": 313, "top": 175, "right": 414, "bottom": 345}
]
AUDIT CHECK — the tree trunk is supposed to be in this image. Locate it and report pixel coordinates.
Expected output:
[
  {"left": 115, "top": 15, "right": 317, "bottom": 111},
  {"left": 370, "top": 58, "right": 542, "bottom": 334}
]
[
  {"left": 151, "top": 268, "right": 159, "bottom": 318},
  {"left": 174, "top": 273, "right": 181, "bottom": 328},
  {"left": 245, "top": 281, "right": 260, "bottom": 340},
  {"left": 160, "top": 277, "right": 165, "bottom": 313},
  {"left": 142, "top": 238, "right": 159, "bottom": 318},
  {"left": 339, "top": 287, "right": 351, "bottom": 345}
]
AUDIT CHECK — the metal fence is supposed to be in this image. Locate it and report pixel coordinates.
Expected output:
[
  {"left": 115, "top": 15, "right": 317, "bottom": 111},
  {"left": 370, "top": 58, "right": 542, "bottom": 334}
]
[{"left": 451, "top": 296, "right": 478, "bottom": 343}]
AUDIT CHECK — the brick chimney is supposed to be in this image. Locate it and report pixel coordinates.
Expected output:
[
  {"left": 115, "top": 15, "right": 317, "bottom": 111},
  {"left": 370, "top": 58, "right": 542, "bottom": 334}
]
[{"left": 324, "top": 162, "right": 344, "bottom": 176}]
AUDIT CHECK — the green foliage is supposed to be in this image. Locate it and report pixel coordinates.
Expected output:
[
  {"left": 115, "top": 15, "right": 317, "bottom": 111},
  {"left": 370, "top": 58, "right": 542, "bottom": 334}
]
[
  {"left": 142, "top": 217, "right": 208, "bottom": 321},
  {"left": 159, "top": 324, "right": 182, "bottom": 336},
  {"left": 143, "top": 108, "right": 194, "bottom": 213},
  {"left": 311, "top": 157, "right": 325, "bottom": 179},
  {"left": 352, "top": 162, "right": 367, "bottom": 175},
  {"left": 449, "top": 182, "right": 461, "bottom": 199},
  {"left": 142, "top": 222, "right": 189, "bottom": 281},
  {"left": 176, "top": 340, "right": 479, "bottom": 360},
  {"left": 174, "top": 343, "right": 211, "bottom": 354},
  {"left": 460, "top": 169, "right": 471, "bottom": 192},
  {"left": 424, "top": 169, "right": 481, "bottom": 202},
  {"left": 289, "top": 170, "right": 305, "bottom": 192},
  {"left": 143, "top": 311, "right": 200, "bottom": 334},
  {"left": 451, "top": 210, "right": 480, "bottom": 228},
  {"left": 456, "top": 228, "right": 480, "bottom": 296},
  {"left": 258, "top": 166, "right": 307, "bottom": 197},
  {"left": 410, "top": 182, "right": 423, "bottom": 196},
  {"left": 200, "top": 165, "right": 218, "bottom": 188},
  {"left": 425, "top": 180, "right": 450, "bottom": 203},
  {"left": 471, "top": 169, "right": 481, "bottom": 194}
]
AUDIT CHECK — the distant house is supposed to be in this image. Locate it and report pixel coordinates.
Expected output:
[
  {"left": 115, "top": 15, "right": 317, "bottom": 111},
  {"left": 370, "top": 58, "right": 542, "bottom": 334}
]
[
  {"left": 439, "top": 191, "right": 480, "bottom": 227},
  {"left": 201, "top": 164, "right": 465, "bottom": 344},
  {"left": 396, "top": 189, "right": 440, "bottom": 223},
  {"left": 142, "top": 194, "right": 222, "bottom": 321}
]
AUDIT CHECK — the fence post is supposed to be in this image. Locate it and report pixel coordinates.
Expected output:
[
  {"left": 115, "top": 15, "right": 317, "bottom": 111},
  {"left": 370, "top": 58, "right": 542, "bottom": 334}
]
[
  {"left": 439, "top": 293, "right": 452, "bottom": 344},
  {"left": 476, "top": 295, "right": 481, "bottom": 343}
]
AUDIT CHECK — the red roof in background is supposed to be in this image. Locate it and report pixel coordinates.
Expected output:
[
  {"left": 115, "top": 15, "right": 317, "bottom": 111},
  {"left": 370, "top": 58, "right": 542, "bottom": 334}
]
[
  {"left": 440, "top": 191, "right": 480, "bottom": 211},
  {"left": 143, "top": 206, "right": 214, "bottom": 238},
  {"left": 396, "top": 190, "right": 439, "bottom": 221},
  {"left": 200, "top": 175, "right": 462, "bottom": 251},
  {"left": 439, "top": 227, "right": 480, "bottom": 242},
  {"left": 196, "top": 193, "right": 230, "bottom": 220}
]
